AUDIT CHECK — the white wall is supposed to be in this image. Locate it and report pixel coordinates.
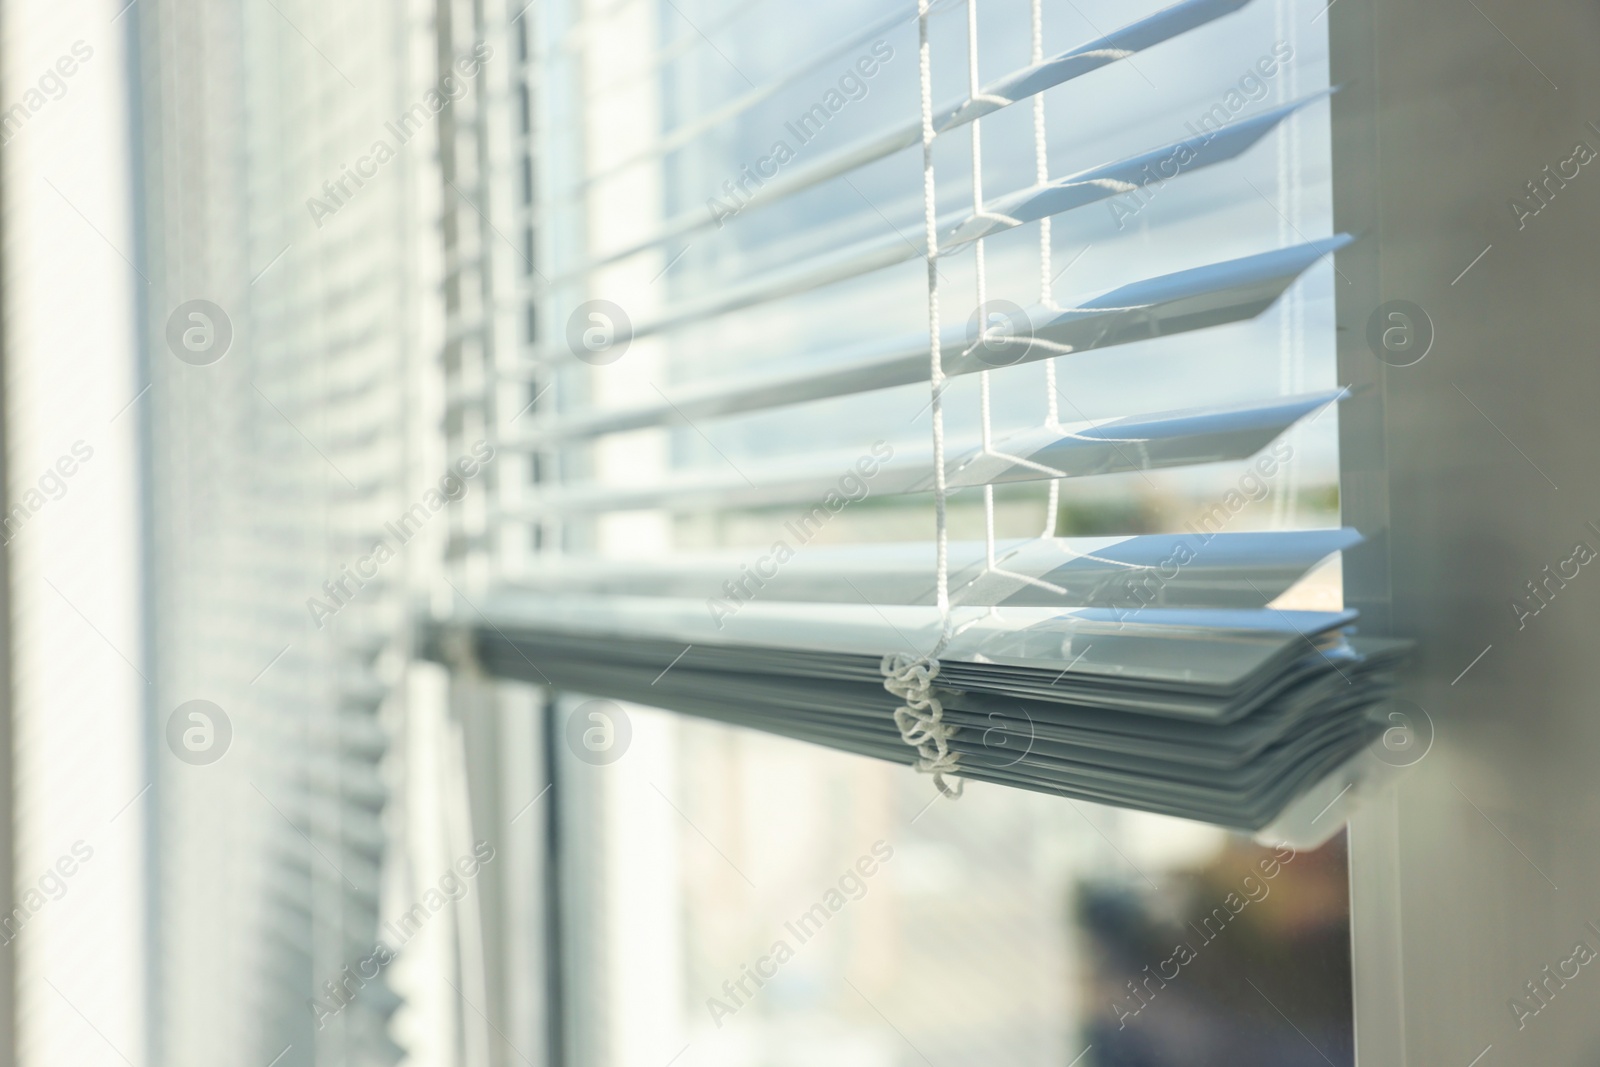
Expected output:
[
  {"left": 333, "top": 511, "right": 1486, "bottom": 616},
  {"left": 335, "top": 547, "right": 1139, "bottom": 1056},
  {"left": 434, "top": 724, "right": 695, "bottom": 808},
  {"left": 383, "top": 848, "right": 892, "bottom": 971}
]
[
  {"left": 1334, "top": 0, "right": 1600, "bottom": 1060},
  {"left": 1, "top": 2, "right": 148, "bottom": 1064}
]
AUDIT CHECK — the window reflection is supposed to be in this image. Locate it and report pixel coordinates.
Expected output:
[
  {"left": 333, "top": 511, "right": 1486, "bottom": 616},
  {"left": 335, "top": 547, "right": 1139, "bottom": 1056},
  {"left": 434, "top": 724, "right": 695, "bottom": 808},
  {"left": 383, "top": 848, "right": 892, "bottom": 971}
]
[
  {"left": 1079, "top": 834, "right": 1353, "bottom": 1066},
  {"left": 560, "top": 706, "right": 1352, "bottom": 1067}
]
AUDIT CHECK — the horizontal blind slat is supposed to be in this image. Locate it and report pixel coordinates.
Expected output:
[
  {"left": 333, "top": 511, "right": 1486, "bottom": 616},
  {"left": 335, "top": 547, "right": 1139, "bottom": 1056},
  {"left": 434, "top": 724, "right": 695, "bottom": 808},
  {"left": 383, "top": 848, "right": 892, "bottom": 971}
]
[
  {"left": 506, "top": 528, "right": 1359, "bottom": 608},
  {"left": 513, "top": 236, "right": 1350, "bottom": 441},
  {"left": 572, "top": 0, "right": 1258, "bottom": 273},
  {"left": 464, "top": 591, "right": 1360, "bottom": 686},
  {"left": 574, "top": 0, "right": 952, "bottom": 193},
  {"left": 506, "top": 389, "right": 1341, "bottom": 515},
  {"left": 553, "top": 92, "right": 1329, "bottom": 346}
]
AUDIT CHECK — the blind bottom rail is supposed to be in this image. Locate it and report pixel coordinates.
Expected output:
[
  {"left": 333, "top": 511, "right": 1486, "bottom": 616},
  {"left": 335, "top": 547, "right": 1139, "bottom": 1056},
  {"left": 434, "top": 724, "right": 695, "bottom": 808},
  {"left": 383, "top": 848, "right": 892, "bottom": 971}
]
[{"left": 422, "top": 608, "right": 1409, "bottom": 831}]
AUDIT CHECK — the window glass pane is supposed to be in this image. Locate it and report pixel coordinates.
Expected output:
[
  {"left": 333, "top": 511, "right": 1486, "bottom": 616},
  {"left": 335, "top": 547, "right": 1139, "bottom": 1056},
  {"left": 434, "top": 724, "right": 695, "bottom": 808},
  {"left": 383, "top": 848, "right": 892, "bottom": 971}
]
[{"left": 556, "top": 702, "right": 1353, "bottom": 1067}]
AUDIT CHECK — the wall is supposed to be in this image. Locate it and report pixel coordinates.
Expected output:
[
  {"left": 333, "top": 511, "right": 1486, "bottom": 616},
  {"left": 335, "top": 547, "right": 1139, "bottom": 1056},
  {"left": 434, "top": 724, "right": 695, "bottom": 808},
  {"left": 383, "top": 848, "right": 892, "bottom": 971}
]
[{"left": 1334, "top": 0, "right": 1600, "bottom": 1061}]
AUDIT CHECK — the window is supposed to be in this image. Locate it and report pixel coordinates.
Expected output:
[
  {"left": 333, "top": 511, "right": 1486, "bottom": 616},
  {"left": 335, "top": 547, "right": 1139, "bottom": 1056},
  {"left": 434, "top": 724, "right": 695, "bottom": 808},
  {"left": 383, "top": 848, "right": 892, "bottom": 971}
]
[
  {"left": 478, "top": 0, "right": 1375, "bottom": 1064},
  {"left": 477, "top": 0, "right": 1395, "bottom": 828},
  {"left": 24, "top": 0, "right": 1573, "bottom": 1061}
]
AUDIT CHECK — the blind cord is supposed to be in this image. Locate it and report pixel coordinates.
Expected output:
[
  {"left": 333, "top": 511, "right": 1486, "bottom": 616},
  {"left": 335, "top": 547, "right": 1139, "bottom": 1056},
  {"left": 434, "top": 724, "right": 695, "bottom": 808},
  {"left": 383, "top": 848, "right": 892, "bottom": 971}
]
[
  {"left": 969, "top": 0, "right": 999, "bottom": 572},
  {"left": 1272, "top": 0, "right": 1303, "bottom": 532},
  {"left": 1032, "top": 0, "right": 1062, "bottom": 538},
  {"left": 881, "top": 0, "right": 962, "bottom": 799},
  {"left": 921, "top": 0, "right": 951, "bottom": 640},
  {"left": 965, "top": 0, "right": 1072, "bottom": 597}
]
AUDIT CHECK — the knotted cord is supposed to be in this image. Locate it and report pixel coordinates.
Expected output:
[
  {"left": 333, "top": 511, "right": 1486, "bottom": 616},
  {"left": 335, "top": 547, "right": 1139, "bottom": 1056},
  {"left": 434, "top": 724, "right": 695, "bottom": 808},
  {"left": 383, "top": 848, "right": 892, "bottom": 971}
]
[{"left": 882, "top": 0, "right": 962, "bottom": 799}]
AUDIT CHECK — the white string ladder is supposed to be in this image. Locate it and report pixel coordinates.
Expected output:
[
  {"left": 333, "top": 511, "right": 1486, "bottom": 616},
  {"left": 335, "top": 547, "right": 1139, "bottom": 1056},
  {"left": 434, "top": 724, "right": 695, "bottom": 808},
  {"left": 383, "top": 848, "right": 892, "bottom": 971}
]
[{"left": 881, "top": 0, "right": 963, "bottom": 799}]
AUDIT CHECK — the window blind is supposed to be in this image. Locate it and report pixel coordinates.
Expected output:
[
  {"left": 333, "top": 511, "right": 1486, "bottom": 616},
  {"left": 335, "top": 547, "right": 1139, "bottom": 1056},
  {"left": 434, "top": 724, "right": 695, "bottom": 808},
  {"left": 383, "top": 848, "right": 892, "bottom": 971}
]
[
  {"left": 127, "top": 2, "right": 435, "bottom": 1062},
  {"left": 432, "top": 0, "right": 1409, "bottom": 832}
]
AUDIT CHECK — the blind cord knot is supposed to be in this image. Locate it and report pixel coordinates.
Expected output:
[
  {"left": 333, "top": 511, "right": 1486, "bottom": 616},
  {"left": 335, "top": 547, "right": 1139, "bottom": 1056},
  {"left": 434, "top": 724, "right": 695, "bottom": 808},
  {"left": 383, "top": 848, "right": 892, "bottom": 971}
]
[{"left": 881, "top": 653, "right": 964, "bottom": 799}]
